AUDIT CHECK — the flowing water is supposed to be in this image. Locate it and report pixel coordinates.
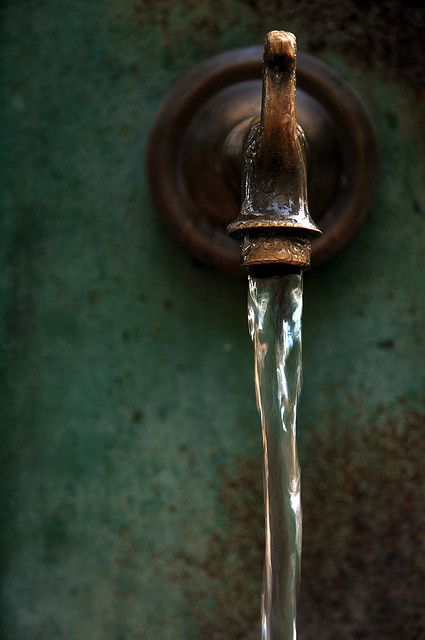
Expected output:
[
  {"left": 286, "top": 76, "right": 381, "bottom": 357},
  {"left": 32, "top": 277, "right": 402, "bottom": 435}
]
[{"left": 248, "top": 273, "right": 303, "bottom": 640}]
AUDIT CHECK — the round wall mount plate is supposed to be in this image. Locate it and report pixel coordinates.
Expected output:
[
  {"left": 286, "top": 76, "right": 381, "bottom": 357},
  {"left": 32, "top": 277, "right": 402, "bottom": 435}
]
[{"left": 147, "top": 46, "right": 378, "bottom": 276}]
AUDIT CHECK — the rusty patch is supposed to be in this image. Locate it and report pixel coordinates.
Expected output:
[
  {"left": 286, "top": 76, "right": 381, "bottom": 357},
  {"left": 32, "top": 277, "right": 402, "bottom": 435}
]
[
  {"left": 164, "top": 298, "right": 174, "bottom": 311},
  {"left": 174, "top": 398, "right": 425, "bottom": 639},
  {"left": 300, "top": 401, "right": 425, "bottom": 640},
  {"left": 176, "top": 458, "right": 263, "bottom": 639},
  {"left": 130, "top": 0, "right": 424, "bottom": 91},
  {"left": 88, "top": 290, "right": 101, "bottom": 304}
]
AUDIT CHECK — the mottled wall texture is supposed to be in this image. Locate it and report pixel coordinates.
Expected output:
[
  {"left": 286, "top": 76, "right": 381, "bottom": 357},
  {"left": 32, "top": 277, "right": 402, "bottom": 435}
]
[{"left": 1, "top": 1, "right": 424, "bottom": 639}]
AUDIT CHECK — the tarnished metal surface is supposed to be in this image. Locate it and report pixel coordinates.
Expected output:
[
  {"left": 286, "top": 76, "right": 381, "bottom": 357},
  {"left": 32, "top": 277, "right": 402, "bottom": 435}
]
[
  {"left": 240, "top": 235, "right": 312, "bottom": 270},
  {"left": 147, "top": 33, "right": 377, "bottom": 273},
  {"left": 1, "top": 1, "right": 424, "bottom": 639},
  {"left": 227, "top": 31, "right": 320, "bottom": 271}
]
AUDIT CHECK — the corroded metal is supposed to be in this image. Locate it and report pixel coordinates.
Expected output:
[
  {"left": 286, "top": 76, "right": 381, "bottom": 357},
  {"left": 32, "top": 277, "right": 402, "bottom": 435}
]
[
  {"left": 147, "top": 34, "right": 378, "bottom": 275},
  {"left": 228, "top": 31, "right": 321, "bottom": 270},
  {"left": 241, "top": 235, "right": 312, "bottom": 270}
]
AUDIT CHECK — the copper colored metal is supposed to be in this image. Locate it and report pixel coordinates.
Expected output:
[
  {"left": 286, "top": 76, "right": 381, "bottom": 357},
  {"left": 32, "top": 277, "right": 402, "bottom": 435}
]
[
  {"left": 146, "top": 33, "right": 378, "bottom": 276},
  {"left": 241, "top": 235, "right": 312, "bottom": 270},
  {"left": 228, "top": 31, "right": 321, "bottom": 270}
]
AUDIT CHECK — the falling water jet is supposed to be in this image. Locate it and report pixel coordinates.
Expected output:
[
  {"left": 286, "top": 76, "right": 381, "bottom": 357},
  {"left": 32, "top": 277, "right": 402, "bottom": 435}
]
[{"left": 248, "top": 272, "right": 303, "bottom": 639}]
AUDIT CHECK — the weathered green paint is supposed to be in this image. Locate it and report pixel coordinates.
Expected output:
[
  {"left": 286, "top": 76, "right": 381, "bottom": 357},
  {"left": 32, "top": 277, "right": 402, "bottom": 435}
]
[{"left": 1, "top": 1, "right": 424, "bottom": 639}]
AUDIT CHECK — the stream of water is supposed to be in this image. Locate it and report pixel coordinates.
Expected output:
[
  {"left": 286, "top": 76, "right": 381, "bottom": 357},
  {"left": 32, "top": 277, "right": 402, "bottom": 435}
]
[{"left": 248, "top": 273, "right": 303, "bottom": 640}]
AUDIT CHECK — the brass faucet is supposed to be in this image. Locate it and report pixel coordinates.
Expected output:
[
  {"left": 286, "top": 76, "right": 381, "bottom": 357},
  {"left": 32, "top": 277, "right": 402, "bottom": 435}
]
[
  {"left": 227, "top": 31, "right": 321, "bottom": 272},
  {"left": 147, "top": 30, "right": 377, "bottom": 275}
]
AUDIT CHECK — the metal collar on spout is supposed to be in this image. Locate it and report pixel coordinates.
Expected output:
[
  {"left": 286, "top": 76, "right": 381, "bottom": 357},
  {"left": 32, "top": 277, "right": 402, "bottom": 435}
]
[{"left": 227, "top": 31, "right": 321, "bottom": 271}]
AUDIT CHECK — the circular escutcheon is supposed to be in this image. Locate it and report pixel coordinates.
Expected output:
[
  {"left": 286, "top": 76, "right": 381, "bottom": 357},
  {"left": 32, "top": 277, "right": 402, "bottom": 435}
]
[{"left": 147, "top": 46, "right": 378, "bottom": 276}]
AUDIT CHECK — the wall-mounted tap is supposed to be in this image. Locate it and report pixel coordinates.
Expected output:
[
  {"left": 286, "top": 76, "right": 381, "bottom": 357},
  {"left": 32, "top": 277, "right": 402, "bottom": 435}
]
[
  {"left": 227, "top": 31, "right": 321, "bottom": 272},
  {"left": 147, "top": 31, "right": 377, "bottom": 275}
]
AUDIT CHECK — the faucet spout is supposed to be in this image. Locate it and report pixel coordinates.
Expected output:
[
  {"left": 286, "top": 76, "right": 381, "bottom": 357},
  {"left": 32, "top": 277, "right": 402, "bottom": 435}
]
[{"left": 227, "top": 31, "right": 321, "bottom": 271}]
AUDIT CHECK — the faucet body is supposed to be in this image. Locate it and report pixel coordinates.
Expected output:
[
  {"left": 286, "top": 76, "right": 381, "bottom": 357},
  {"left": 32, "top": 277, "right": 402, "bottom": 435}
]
[
  {"left": 228, "top": 31, "right": 321, "bottom": 271},
  {"left": 146, "top": 31, "right": 377, "bottom": 275}
]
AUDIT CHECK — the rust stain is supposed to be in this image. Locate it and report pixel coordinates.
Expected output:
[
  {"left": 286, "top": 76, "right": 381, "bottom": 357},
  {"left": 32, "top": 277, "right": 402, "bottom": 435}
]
[
  {"left": 88, "top": 290, "right": 101, "bottom": 304},
  {"left": 129, "top": 0, "right": 424, "bottom": 91},
  {"left": 300, "top": 401, "right": 425, "bottom": 640},
  {"left": 173, "top": 398, "right": 425, "bottom": 639},
  {"left": 172, "top": 459, "right": 263, "bottom": 639},
  {"left": 164, "top": 298, "right": 174, "bottom": 311}
]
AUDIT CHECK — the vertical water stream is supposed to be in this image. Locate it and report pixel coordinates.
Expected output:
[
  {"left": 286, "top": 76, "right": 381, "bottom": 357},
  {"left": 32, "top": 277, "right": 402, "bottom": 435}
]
[{"left": 248, "top": 273, "right": 303, "bottom": 640}]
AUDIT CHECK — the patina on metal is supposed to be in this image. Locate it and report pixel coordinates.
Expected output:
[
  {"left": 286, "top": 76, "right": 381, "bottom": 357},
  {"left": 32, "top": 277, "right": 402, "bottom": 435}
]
[
  {"left": 228, "top": 31, "right": 321, "bottom": 270},
  {"left": 147, "top": 32, "right": 378, "bottom": 275}
]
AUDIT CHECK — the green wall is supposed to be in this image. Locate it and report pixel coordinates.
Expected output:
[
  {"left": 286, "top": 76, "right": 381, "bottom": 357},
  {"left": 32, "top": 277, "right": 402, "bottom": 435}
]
[{"left": 1, "top": 1, "right": 424, "bottom": 638}]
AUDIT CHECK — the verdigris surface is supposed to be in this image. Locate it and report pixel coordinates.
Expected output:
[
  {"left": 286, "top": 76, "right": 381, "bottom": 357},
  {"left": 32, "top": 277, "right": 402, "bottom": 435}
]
[{"left": 1, "top": 1, "right": 424, "bottom": 638}]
